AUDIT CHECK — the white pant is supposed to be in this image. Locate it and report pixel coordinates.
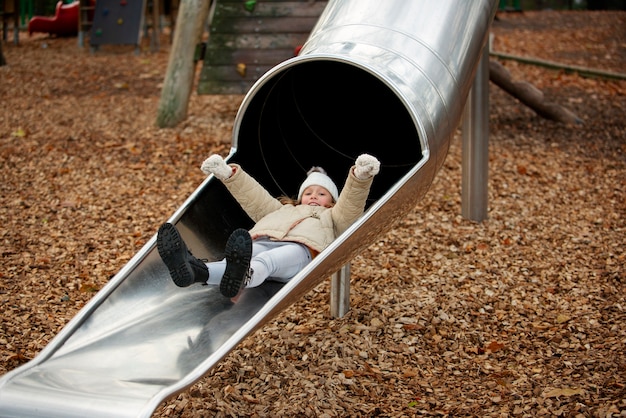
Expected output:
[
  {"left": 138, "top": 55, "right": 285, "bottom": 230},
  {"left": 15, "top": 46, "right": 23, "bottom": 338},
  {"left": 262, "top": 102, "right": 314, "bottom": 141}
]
[{"left": 205, "top": 239, "right": 312, "bottom": 288}]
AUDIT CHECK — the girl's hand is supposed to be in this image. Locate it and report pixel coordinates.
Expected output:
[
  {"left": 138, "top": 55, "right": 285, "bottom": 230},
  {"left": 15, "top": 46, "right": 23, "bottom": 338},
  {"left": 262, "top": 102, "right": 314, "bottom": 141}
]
[
  {"left": 354, "top": 154, "right": 380, "bottom": 180},
  {"left": 201, "top": 155, "right": 233, "bottom": 180}
]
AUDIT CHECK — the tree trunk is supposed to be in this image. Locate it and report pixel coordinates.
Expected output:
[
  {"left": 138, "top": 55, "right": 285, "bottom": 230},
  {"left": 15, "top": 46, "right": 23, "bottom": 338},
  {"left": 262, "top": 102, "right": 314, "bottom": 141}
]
[
  {"left": 489, "top": 60, "right": 582, "bottom": 125},
  {"left": 156, "top": 0, "right": 212, "bottom": 128}
]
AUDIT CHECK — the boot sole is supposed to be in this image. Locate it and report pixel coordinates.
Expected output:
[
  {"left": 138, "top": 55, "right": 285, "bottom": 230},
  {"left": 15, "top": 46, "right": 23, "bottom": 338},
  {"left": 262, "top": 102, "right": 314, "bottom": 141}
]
[
  {"left": 157, "top": 223, "right": 195, "bottom": 287},
  {"left": 220, "top": 229, "right": 252, "bottom": 298}
]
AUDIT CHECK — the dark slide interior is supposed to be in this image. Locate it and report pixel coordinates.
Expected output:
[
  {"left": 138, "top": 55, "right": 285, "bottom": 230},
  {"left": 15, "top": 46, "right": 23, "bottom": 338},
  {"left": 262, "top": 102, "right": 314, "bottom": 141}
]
[{"left": 233, "top": 60, "right": 423, "bottom": 206}]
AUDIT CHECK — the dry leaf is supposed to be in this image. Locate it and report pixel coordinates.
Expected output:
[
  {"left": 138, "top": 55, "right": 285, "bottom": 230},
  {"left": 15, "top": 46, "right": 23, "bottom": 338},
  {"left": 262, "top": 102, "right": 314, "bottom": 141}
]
[
  {"left": 543, "top": 388, "right": 586, "bottom": 398},
  {"left": 555, "top": 314, "right": 571, "bottom": 324},
  {"left": 486, "top": 341, "right": 505, "bottom": 353},
  {"left": 12, "top": 127, "right": 26, "bottom": 138}
]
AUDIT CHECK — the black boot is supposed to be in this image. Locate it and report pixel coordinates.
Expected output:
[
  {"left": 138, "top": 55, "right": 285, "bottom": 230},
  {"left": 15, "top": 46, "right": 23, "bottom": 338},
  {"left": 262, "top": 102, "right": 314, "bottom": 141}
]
[
  {"left": 220, "top": 228, "right": 253, "bottom": 298},
  {"left": 157, "top": 223, "right": 208, "bottom": 287}
]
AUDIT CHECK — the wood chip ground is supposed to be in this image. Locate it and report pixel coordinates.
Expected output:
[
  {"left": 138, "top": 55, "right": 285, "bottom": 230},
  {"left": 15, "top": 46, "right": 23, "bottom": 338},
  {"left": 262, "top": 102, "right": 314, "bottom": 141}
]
[{"left": 1, "top": 10, "right": 624, "bottom": 418}]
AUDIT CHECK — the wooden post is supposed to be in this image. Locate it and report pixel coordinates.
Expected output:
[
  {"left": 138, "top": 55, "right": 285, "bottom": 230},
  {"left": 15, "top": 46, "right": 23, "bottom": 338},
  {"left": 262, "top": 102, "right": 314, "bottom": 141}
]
[
  {"left": 150, "top": 0, "right": 160, "bottom": 52},
  {"left": 0, "top": 39, "right": 6, "bottom": 66},
  {"left": 156, "top": 0, "right": 212, "bottom": 128}
]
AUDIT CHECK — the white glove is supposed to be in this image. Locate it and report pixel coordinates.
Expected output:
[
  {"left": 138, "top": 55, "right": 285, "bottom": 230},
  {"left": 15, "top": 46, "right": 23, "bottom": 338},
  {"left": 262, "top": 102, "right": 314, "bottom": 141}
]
[
  {"left": 354, "top": 154, "right": 380, "bottom": 180},
  {"left": 201, "top": 155, "right": 233, "bottom": 180}
]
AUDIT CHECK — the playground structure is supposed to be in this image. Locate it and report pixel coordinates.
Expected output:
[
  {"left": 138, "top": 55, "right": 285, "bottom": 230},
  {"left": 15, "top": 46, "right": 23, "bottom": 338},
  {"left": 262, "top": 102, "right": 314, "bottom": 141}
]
[
  {"left": 0, "top": 1, "right": 498, "bottom": 416},
  {"left": 86, "top": 0, "right": 171, "bottom": 51},
  {"left": 197, "top": 0, "right": 327, "bottom": 95},
  {"left": 88, "top": 0, "right": 145, "bottom": 47},
  {"left": 0, "top": 0, "right": 168, "bottom": 49},
  {"left": 27, "top": 0, "right": 79, "bottom": 37},
  {"left": 2, "top": 0, "right": 93, "bottom": 41}
]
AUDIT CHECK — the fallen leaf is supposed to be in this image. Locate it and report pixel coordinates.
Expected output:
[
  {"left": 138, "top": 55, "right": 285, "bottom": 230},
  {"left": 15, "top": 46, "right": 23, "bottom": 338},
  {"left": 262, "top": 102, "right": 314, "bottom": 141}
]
[
  {"left": 486, "top": 341, "right": 505, "bottom": 353},
  {"left": 243, "top": 394, "right": 259, "bottom": 404},
  {"left": 79, "top": 284, "right": 99, "bottom": 293},
  {"left": 555, "top": 314, "right": 571, "bottom": 324},
  {"left": 543, "top": 388, "right": 586, "bottom": 398},
  {"left": 12, "top": 128, "right": 26, "bottom": 138}
]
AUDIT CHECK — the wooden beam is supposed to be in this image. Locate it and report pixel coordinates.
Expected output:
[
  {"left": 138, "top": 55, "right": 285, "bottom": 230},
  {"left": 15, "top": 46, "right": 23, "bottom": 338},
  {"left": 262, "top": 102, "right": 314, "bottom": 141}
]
[{"left": 489, "top": 59, "right": 582, "bottom": 125}]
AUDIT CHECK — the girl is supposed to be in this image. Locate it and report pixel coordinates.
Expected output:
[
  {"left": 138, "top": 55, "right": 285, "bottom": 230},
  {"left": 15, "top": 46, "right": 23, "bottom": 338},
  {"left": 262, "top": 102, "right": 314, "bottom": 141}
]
[{"left": 157, "top": 153, "right": 380, "bottom": 298}]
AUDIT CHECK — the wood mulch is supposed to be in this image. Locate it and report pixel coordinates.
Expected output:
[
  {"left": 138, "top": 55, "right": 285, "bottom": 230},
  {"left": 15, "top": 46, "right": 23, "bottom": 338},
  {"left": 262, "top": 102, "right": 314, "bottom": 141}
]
[{"left": 1, "top": 10, "right": 625, "bottom": 418}]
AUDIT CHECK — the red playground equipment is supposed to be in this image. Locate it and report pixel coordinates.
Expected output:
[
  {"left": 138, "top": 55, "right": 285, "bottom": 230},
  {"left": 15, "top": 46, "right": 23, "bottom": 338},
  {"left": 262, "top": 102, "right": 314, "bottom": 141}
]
[{"left": 28, "top": 1, "right": 79, "bottom": 37}]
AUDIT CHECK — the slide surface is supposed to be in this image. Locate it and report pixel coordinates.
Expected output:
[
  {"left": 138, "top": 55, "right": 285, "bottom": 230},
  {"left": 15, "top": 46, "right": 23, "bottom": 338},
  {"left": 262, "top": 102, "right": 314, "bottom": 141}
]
[{"left": 28, "top": 1, "right": 79, "bottom": 37}]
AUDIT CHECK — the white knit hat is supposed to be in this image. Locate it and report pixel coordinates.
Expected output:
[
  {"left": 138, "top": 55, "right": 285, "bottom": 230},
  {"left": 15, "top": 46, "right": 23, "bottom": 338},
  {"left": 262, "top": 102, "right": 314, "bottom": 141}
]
[{"left": 298, "top": 167, "right": 339, "bottom": 202}]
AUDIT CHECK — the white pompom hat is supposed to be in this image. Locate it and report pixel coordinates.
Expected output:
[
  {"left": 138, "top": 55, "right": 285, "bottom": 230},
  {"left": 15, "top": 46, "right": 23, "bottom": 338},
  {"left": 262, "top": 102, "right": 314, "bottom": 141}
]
[{"left": 298, "top": 167, "right": 339, "bottom": 202}]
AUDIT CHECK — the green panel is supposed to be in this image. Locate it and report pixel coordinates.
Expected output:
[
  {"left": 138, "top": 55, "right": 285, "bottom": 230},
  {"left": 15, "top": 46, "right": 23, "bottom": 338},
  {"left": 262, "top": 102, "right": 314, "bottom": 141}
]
[
  {"left": 198, "top": 0, "right": 326, "bottom": 95},
  {"left": 205, "top": 33, "right": 310, "bottom": 49},
  {"left": 210, "top": 16, "right": 319, "bottom": 34},
  {"left": 197, "top": 79, "right": 262, "bottom": 95},
  {"left": 204, "top": 48, "right": 297, "bottom": 65},
  {"left": 215, "top": 1, "right": 327, "bottom": 18},
  {"left": 200, "top": 62, "right": 276, "bottom": 81}
]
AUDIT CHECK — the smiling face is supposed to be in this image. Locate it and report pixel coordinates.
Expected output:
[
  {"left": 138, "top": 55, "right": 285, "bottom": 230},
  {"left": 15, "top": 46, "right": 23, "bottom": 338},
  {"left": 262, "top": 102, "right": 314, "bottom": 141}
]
[{"left": 300, "top": 185, "right": 334, "bottom": 208}]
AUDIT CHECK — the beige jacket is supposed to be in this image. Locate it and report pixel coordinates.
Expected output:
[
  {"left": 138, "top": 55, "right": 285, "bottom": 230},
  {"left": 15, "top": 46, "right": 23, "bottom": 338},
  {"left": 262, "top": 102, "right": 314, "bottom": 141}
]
[{"left": 221, "top": 164, "right": 374, "bottom": 253}]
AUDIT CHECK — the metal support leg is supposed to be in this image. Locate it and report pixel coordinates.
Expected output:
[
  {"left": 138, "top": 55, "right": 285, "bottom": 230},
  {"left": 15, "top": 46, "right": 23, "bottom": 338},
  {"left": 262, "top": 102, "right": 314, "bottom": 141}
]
[
  {"left": 330, "top": 264, "right": 350, "bottom": 318},
  {"left": 461, "top": 43, "right": 490, "bottom": 222}
]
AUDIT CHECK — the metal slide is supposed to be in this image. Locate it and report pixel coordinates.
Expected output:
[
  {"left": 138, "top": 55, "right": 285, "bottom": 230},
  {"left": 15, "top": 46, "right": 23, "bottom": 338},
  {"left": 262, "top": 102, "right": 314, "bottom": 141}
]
[{"left": 0, "top": 1, "right": 497, "bottom": 416}]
